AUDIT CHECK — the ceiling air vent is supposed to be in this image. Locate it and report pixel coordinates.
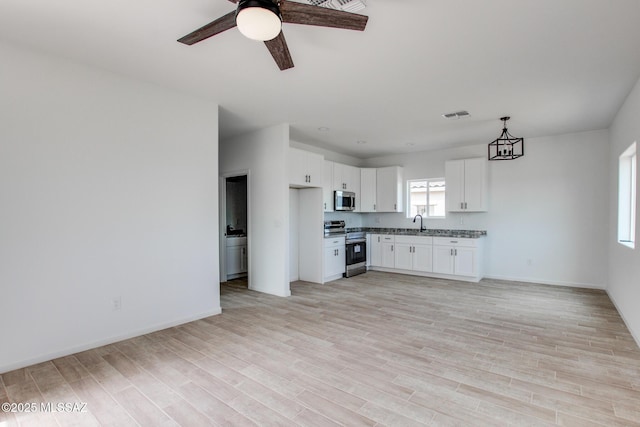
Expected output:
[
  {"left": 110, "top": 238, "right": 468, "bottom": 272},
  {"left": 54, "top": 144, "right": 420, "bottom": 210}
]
[
  {"left": 442, "top": 110, "right": 470, "bottom": 120},
  {"left": 307, "top": 0, "right": 367, "bottom": 12}
]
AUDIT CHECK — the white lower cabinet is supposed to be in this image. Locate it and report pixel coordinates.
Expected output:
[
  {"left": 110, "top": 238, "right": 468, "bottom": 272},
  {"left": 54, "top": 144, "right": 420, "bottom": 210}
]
[
  {"left": 432, "top": 237, "right": 480, "bottom": 278},
  {"left": 394, "top": 236, "right": 433, "bottom": 273},
  {"left": 370, "top": 234, "right": 395, "bottom": 268},
  {"left": 226, "top": 237, "right": 247, "bottom": 278},
  {"left": 323, "top": 236, "right": 345, "bottom": 282},
  {"left": 368, "top": 234, "right": 483, "bottom": 282}
]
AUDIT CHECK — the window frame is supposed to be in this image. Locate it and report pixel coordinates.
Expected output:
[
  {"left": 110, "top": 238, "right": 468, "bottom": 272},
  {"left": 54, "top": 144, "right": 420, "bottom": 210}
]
[
  {"left": 406, "top": 178, "right": 446, "bottom": 219},
  {"left": 618, "top": 142, "right": 637, "bottom": 249}
]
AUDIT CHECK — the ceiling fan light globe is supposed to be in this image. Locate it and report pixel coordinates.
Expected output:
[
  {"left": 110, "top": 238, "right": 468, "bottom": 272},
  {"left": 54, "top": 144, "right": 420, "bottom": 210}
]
[{"left": 237, "top": 6, "right": 282, "bottom": 41}]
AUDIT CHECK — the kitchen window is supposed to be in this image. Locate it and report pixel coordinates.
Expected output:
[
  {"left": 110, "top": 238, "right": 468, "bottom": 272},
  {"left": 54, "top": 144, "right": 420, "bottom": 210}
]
[
  {"left": 407, "top": 179, "right": 446, "bottom": 218},
  {"left": 618, "top": 142, "right": 636, "bottom": 249}
]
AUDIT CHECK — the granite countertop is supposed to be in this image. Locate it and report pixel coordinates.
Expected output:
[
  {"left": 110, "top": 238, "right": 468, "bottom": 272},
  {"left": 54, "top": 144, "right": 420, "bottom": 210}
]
[
  {"left": 346, "top": 227, "right": 487, "bottom": 239},
  {"left": 324, "top": 233, "right": 346, "bottom": 238}
]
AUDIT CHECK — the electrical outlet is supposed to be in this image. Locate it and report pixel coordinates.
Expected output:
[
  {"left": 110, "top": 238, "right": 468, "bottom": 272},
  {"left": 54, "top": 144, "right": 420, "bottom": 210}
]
[{"left": 112, "top": 296, "right": 122, "bottom": 311}]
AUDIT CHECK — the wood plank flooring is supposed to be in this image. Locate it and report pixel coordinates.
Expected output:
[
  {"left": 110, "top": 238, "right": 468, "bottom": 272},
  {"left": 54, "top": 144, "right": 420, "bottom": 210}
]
[{"left": 2, "top": 271, "right": 640, "bottom": 426}]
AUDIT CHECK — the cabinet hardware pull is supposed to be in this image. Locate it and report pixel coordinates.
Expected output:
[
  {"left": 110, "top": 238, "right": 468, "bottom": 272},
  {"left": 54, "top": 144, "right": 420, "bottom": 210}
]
[
  {"left": 460, "top": 202, "right": 464, "bottom": 209},
  {"left": 450, "top": 249, "right": 453, "bottom": 256},
  {"left": 373, "top": 204, "right": 376, "bottom": 210},
  {"left": 391, "top": 245, "right": 394, "bottom": 251},
  {"left": 455, "top": 249, "right": 458, "bottom": 256},
  {"left": 450, "top": 240, "right": 458, "bottom": 243},
  {"left": 464, "top": 202, "right": 467, "bottom": 209},
  {"left": 324, "top": 203, "right": 326, "bottom": 209}
]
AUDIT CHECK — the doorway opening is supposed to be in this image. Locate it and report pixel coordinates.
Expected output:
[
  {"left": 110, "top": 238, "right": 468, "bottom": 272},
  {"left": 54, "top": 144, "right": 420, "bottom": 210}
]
[{"left": 221, "top": 174, "right": 249, "bottom": 289}]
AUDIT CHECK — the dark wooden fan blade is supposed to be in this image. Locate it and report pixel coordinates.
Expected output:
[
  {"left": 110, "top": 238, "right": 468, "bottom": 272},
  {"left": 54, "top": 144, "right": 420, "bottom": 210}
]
[
  {"left": 280, "top": 0, "right": 368, "bottom": 31},
  {"left": 178, "top": 11, "right": 237, "bottom": 45},
  {"left": 264, "top": 31, "right": 294, "bottom": 70},
  {"left": 227, "top": 0, "right": 238, "bottom": 3}
]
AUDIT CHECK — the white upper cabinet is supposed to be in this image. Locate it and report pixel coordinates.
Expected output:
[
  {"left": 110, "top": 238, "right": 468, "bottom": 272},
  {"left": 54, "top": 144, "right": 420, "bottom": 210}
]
[
  {"left": 376, "top": 166, "right": 404, "bottom": 213},
  {"left": 445, "top": 157, "right": 488, "bottom": 212},
  {"left": 360, "top": 168, "right": 377, "bottom": 213},
  {"left": 323, "top": 160, "right": 334, "bottom": 212},
  {"left": 332, "top": 162, "right": 361, "bottom": 211},
  {"left": 333, "top": 163, "right": 360, "bottom": 192},
  {"left": 289, "top": 148, "right": 324, "bottom": 188}
]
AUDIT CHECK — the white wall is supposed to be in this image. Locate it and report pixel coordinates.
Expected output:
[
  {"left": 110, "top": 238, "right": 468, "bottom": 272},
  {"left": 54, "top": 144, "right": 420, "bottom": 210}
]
[
  {"left": 0, "top": 42, "right": 221, "bottom": 373},
  {"left": 289, "top": 189, "right": 300, "bottom": 282},
  {"left": 360, "top": 130, "right": 610, "bottom": 289},
  {"left": 220, "top": 124, "right": 291, "bottom": 297},
  {"left": 290, "top": 140, "right": 363, "bottom": 166},
  {"left": 608, "top": 76, "right": 640, "bottom": 343}
]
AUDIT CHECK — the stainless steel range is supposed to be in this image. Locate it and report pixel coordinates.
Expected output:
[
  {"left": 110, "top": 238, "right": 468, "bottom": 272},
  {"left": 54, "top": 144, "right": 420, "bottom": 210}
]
[{"left": 345, "top": 230, "right": 367, "bottom": 277}]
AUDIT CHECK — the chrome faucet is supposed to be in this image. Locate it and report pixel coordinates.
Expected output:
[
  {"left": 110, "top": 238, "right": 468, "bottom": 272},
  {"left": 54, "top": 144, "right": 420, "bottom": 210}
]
[{"left": 413, "top": 214, "right": 426, "bottom": 232}]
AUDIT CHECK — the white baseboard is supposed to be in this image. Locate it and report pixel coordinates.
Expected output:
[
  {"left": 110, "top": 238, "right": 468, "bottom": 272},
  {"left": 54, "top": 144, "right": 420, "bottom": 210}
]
[
  {"left": 0, "top": 307, "right": 222, "bottom": 375},
  {"left": 483, "top": 274, "right": 606, "bottom": 290},
  {"left": 606, "top": 291, "right": 640, "bottom": 349}
]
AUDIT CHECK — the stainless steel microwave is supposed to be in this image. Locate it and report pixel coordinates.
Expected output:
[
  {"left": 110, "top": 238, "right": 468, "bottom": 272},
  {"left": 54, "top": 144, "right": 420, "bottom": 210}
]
[{"left": 335, "top": 190, "right": 356, "bottom": 211}]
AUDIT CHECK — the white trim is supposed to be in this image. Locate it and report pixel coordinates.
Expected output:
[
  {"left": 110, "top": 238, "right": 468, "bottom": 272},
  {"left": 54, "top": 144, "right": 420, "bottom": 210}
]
[
  {"left": 0, "top": 308, "right": 221, "bottom": 375},
  {"left": 483, "top": 274, "right": 605, "bottom": 290},
  {"left": 368, "top": 267, "right": 481, "bottom": 283},
  {"left": 607, "top": 290, "right": 640, "bottom": 348}
]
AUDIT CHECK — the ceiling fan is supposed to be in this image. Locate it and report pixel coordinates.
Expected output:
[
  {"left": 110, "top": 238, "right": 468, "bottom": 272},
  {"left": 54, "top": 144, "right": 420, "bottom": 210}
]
[{"left": 178, "top": 0, "right": 369, "bottom": 71}]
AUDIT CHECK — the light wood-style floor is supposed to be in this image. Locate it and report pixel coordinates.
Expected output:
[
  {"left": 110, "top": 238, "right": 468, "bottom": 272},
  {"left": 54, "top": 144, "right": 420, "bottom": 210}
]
[{"left": 2, "top": 271, "right": 640, "bottom": 426}]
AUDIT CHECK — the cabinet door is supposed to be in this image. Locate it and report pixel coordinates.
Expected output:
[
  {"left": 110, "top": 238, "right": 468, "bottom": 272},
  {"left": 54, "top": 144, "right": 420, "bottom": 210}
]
[
  {"left": 462, "top": 158, "right": 487, "bottom": 211},
  {"left": 394, "top": 243, "right": 413, "bottom": 270},
  {"left": 324, "top": 246, "right": 345, "bottom": 278},
  {"left": 453, "top": 247, "right": 476, "bottom": 277},
  {"left": 226, "top": 246, "right": 243, "bottom": 275},
  {"left": 445, "top": 159, "right": 465, "bottom": 212},
  {"left": 333, "top": 162, "right": 346, "bottom": 191},
  {"left": 289, "top": 148, "right": 308, "bottom": 187},
  {"left": 289, "top": 148, "right": 323, "bottom": 188},
  {"left": 240, "top": 245, "right": 248, "bottom": 273},
  {"left": 360, "top": 168, "right": 377, "bottom": 212},
  {"left": 336, "top": 247, "right": 346, "bottom": 275},
  {"left": 323, "top": 160, "right": 334, "bottom": 212},
  {"left": 346, "top": 165, "right": 361, "bottom": 211},
  {"left": 412, "top": 244, "right": 433, "bottom": 272},
  {"left": 432, "top": 245, "right": 455, "bottom": 274},
  {"left": 381, "top": 242, "right": 395, "bottom": 268},
  {"left": 369, "top": 234, "right": 382, "bottom": 267},
  {"left": 376, "top": 166, "right": 403, "bottom": 212}
]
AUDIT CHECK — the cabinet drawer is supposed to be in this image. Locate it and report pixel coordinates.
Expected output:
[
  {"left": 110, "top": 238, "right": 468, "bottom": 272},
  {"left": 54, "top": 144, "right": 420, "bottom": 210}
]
[
  {"left": 395, "top": 235, "right": 433, "bottom": 245},
  {"left": 432, "top": 237, "right": 478, "bottom": 247},
  {"left": 324, "top": 236, "right": 345, "bottom": 248}
]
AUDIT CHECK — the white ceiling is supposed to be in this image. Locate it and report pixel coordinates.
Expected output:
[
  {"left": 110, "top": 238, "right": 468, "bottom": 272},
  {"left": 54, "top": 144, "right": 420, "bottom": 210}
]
[{"left": 1, "top": 0, "right": 640, "bottom": 158}]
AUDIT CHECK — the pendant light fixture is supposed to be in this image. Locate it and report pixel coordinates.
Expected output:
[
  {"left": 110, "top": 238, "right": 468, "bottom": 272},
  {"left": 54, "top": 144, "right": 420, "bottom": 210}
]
[
  {"left": 488, "top": 116, "right": 524, "bottom": 160},
  {"left": 236, "top": 0, "right": 283, "bottom": 41}
]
